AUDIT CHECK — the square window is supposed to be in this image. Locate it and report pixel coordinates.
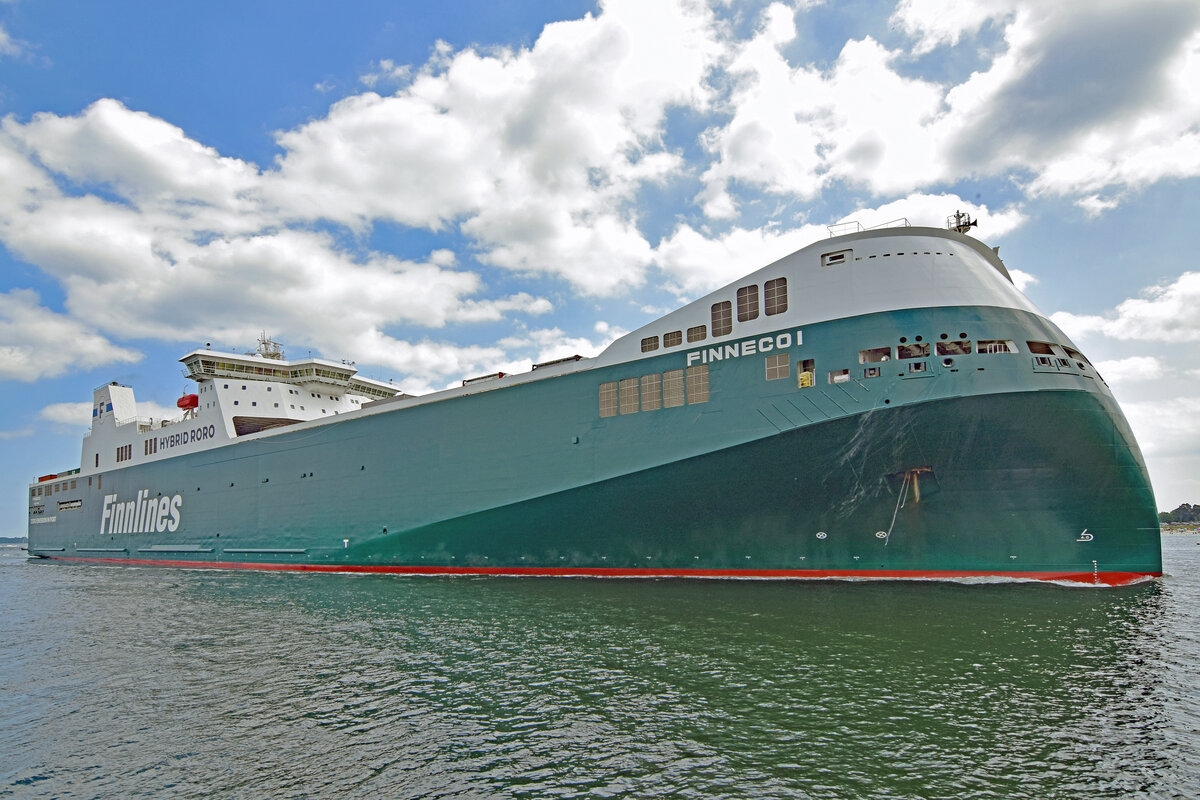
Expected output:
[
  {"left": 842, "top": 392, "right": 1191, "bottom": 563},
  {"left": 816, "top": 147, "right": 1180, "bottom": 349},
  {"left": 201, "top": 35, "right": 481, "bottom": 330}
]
[
  {"left": 599, "top": 382, "right": 619, "bottom": 417},
  {"left": 765, "top": 353, "right": 789, "bottom": 381},
  {"left": 936, "top": 340, "right": 972, "bottom": 356},
  {"left": 641, "top": 336, "right": 659, "bottom": 353},
  {"left": 737, "top": 285, "right": 759, "bottom": 321},
  {"left": 859, "top": 347, "right": 892, "bottom": 363},
  {"left": 619, "top": 378, "right": 639, "bottom": 414},
  {"left": 898, "top": 343, "right": 930, "bottom": 358},
  {"left": 798, "top": 359, "right": 815, "bottom": 388},
  {"left": 765, "top": 278, "right": 788, "bottom": 315},
  {"left": 640, "top": 374, "right": 662, "bottom": 410},
  {"left": 686, "top": 365, "right": 709, "bottom": 403},
  {"left": 711, "top": 301, "right": 732, "bottom": 337},
  {"left": 687, "top": 325, "right": 707, "bottom": 343},
  {"left": 663, "top": 369, "right": 685, "bottom": 407},
  {"left": 865, "top": 367, "right": 880, "bottom": 378},
  {"left": 663, "top": 330, "right": 683, "bottom": 348}
]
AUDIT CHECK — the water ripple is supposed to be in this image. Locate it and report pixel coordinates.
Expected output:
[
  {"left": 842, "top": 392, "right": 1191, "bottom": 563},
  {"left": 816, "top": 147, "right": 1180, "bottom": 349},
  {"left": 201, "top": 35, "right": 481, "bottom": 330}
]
[{"left": 1, "top": 538, "right": 1198, "bottom": 798}]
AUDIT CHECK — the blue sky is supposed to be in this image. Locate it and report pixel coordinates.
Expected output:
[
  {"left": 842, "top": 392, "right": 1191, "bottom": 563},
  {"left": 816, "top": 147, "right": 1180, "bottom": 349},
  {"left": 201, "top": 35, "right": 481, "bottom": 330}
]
[{"left": 2, "top": 0, "right": 1199, "bottom": 535}]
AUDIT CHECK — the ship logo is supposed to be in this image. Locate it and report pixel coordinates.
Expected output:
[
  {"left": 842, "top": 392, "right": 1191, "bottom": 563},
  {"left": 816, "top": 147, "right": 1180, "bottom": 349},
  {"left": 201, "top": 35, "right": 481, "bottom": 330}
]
[
  {"left": 686, "top": 331, "right": 802, "bottom": 366},
  {"left": 100, "top": 490, "right": 182, "bottom": 534}
]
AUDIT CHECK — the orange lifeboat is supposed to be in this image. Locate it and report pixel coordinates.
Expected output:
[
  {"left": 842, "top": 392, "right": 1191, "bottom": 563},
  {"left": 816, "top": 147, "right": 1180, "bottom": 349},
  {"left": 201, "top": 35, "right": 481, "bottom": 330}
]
[{"left": 177, "top": 394, "right": 199, "bottom": 410}]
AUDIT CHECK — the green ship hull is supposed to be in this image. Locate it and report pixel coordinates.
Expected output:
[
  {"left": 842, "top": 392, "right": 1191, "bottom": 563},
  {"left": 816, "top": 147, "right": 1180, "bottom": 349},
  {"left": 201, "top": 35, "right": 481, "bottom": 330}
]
[{"left": 27, "top": 229, "right": 1163, "bottom": 585}]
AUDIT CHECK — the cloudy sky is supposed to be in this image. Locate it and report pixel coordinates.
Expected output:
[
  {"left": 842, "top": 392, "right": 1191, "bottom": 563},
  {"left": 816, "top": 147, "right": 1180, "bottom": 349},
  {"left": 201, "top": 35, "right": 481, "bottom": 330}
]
[{"left": 2, "top": 0, "right": 1199, "bottom": 535}]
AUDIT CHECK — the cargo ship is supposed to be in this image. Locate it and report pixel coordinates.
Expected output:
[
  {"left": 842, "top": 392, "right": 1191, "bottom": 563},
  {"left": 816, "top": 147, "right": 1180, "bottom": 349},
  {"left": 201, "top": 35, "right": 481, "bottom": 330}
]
[{"left": 26, "top": 221, "right": 1162, "bottom": 584}]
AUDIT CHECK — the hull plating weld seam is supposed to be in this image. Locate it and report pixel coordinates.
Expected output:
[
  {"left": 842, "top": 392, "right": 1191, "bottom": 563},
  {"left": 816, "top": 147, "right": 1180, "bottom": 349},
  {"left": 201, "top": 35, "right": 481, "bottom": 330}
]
[{"left": 36, "top": 556, "right": 1157, "bottom": 586}]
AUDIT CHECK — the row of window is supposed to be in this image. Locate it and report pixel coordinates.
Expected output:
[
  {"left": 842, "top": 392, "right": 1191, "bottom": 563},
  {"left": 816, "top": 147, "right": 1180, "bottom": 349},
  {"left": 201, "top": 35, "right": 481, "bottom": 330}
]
[
  {"left": 603, "top": 335, "right": 1093, "bottom": 419},
  {"left": 641, "top": 278, "right": 788, "bottom": 353},
  {"left": 856, "top": 339, "right": 1017, "bottom": 364},
  {"left": 1029, "top": 340, "right": 1090, "bottom": 365},
  {"left": 144, "top": 437, "right": 159, "bottom": 456},
  {"left": 31, "top": 479, "right": 77, "bottom": 498},
  {"left": 115, "top": 444, "right": 133, "bottom": 463},
  {"left": 599, "top": 365, "right": 710, "bottom": 417},
  {"left": 820, "top": 248, "right": 955, "bottom": 265},
  {"left": 220, "top": 382, "right": 343, "bottom": 401},
  {"left": 191, "top": 360, "right": 354, "bottom": 383}
]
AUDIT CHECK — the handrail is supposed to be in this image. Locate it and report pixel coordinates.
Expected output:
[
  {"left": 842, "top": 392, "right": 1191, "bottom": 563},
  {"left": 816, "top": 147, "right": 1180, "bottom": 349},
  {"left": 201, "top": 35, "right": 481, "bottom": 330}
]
[{"left": 828, "top": 217, "right": 911, "bottom": 237}]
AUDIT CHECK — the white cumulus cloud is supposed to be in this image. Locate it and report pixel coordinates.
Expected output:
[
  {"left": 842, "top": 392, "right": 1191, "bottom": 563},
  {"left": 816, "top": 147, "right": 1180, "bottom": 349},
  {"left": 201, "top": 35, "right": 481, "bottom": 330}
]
[
  {"left": 0, "top": 23, "right": 24, "bottom": 59},
  {"left": 1092, "top": 356, "right": 1167, "bottom": 384},
  {"left": 1051, "top": 272, "right": 1200, "bottom": 342},
  {"left": 0, "top": 289, "right": 142, "bottom": 381}
]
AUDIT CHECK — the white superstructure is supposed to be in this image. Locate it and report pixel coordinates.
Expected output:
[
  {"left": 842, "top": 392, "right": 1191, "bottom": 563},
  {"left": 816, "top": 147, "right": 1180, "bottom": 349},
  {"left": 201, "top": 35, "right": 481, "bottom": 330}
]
[{"left": 77, "top": 338, "right": 406, "bottom": 476}]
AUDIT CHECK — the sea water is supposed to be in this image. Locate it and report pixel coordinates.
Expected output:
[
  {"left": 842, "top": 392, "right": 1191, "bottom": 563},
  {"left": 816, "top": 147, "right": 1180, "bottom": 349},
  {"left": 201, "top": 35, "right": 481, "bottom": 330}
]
[{"left": 1, "top": 535, "right": 1197, "bottom": 799}]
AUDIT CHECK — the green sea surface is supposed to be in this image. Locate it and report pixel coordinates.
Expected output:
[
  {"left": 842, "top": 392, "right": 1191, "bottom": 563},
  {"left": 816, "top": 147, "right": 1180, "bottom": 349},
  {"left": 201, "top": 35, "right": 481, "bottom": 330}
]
[{"left": 1, "top": 535, "right": 1197, "bottom": 799}]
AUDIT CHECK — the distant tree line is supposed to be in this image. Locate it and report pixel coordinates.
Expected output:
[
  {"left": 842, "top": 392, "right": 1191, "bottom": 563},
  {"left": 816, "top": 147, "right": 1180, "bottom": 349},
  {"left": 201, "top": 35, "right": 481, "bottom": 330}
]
[{"left": 1160, "top": 503, "right": 1200, "bottom": 523}]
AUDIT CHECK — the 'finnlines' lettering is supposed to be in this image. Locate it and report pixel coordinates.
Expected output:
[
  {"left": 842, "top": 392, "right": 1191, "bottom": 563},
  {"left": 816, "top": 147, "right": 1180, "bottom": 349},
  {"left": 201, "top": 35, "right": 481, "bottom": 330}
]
[
  {"left": 687, "top": 330, "right": 802, "bottom": 366},
  {"left": 100, "top": 490, "right": 181, "bottom": 534}
]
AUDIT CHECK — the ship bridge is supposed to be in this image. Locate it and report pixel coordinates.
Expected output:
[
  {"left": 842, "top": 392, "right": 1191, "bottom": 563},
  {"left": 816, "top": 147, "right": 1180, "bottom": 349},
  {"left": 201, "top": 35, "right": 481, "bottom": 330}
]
[{"left": 180, "top": 338, "right": 402, "bottom": 400}]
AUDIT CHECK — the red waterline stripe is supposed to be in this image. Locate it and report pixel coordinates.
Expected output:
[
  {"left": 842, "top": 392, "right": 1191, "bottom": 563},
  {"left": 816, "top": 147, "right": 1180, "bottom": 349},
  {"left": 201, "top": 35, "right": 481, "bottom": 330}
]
[{"left": 37, "top": 556, "right": 1158, "bottom": 586}]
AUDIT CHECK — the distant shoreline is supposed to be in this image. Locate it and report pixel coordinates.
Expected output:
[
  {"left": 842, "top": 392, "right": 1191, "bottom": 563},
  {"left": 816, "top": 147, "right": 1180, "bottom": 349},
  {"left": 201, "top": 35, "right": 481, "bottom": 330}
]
[
  {"left": 0, "top": 537, "right": 28, "bottom": 544},
  {"left": 1162, "top": 523, "right": 1200, "bottom": 534}
]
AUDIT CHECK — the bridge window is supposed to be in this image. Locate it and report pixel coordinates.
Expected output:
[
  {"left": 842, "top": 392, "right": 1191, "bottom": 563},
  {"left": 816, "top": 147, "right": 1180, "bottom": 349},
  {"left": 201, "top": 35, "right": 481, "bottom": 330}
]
[
  {"left": 663, "top": 330, "right": 683, "bottom": 348},
  {"left": 641, "top": 336, "right": 659, "bottom": 353},
  {"left": 687, "top": 325, "right": 707, "bottom": 343}
]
